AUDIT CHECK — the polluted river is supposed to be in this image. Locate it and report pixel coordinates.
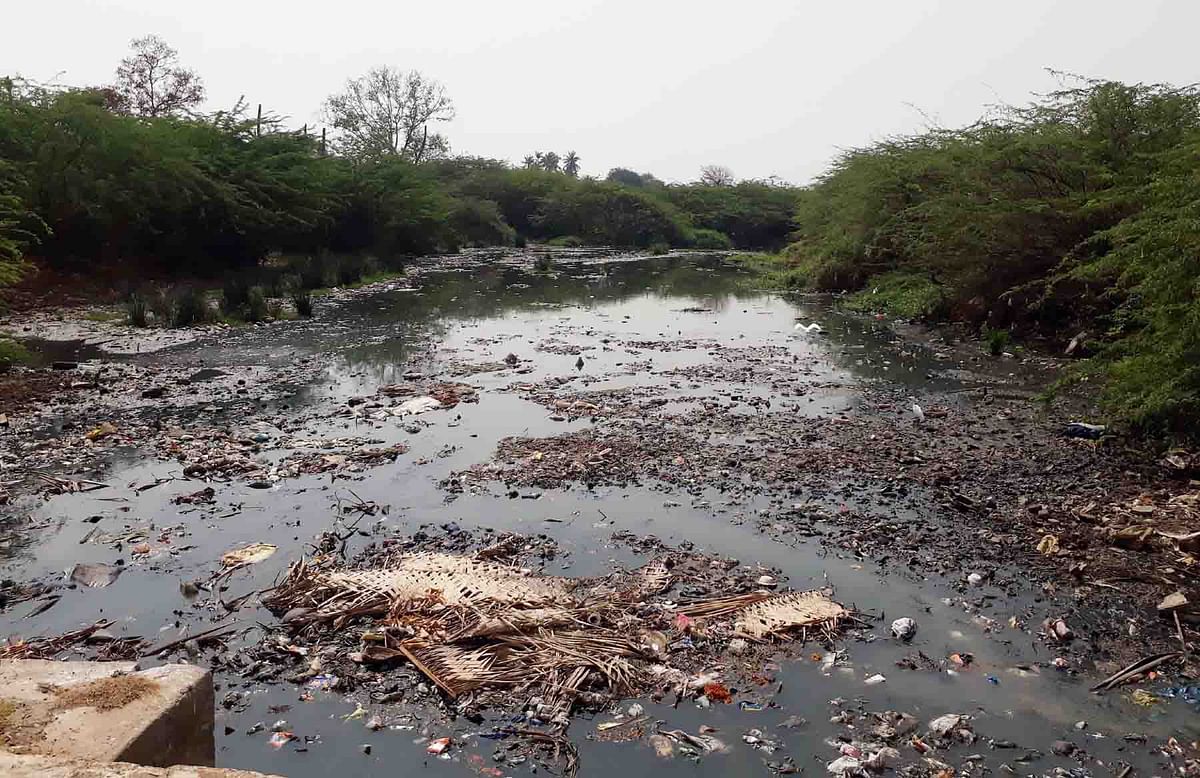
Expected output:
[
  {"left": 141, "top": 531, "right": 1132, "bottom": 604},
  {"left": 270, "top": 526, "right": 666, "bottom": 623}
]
[{"left": 1, "top": 250, "right": 1197, "bottom": 777}]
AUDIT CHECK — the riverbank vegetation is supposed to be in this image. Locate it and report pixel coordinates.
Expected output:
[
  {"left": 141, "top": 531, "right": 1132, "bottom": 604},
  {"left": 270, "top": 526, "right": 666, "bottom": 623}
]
[
  {"left": 747, "top": 76, "right": 1200, "bottom": 442},
  {"left": 0, "top": 37, "right": 797, "bottom": 306}
]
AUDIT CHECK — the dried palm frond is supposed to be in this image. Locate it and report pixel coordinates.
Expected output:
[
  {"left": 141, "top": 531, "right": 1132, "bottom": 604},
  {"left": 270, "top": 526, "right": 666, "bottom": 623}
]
[
  {"left": 455, "top": 607, "right": 582, "bottom": 639},
  {"left": 613, "top": 557, "right": 674, "bottom": 602},
  {"left": 398, "top": 639, "right": 513, "bottom": 697},
  {"left": 732, "top": 590, "right": 848, "bottom": 639},
  {"left": 0, "top": 621, "right": 114, "bottom": 660},
  {"left": 676, "top": 591, "right": 773, "bottom": 619},
  {"left": 268, "top": 552, "right": 578, "bottom": 619}
]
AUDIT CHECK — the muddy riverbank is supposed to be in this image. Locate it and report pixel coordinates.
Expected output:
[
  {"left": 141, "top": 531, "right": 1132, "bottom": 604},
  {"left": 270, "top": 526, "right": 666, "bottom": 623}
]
[{"left": 1, "top": 250, "right": 1197, "bottom": 777}]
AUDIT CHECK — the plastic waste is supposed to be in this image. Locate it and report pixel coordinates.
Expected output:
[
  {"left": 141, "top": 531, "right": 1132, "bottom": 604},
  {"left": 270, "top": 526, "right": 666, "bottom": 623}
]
[
  {"left": 221, "top": 542, "right": 277, "bottom": 567},
  {"left": 268, "top": 731, "right": 294, "bottom": 749},
  {"left": 929, "top": 713, "right": 971, "bottom": 738},
  {"left": 890, "top": 617, "right": 917, "bottom": 641},
  {"left": 1062, "top": 422, "right": 1106, "bottom": 439},
  {"left": 827, "top": 756, "right": 862, "bottom": 775},
  {"left": 397, "top": 396, "right": 442, "bottom": 415}
]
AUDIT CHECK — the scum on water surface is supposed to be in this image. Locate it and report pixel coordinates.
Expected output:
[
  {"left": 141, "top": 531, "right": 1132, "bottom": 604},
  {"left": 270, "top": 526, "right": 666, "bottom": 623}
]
[{"left": 0, "top": 249, "right": 1198, "bottom": 777}]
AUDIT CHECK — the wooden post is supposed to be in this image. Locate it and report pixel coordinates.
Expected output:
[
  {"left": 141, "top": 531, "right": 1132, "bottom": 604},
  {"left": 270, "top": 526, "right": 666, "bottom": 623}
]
[
  {"left": 256, "top": 104, "right": 262, "bottom": 137},
  {"left": 321, "top": 127, "right": 327, "bottom": 156}
]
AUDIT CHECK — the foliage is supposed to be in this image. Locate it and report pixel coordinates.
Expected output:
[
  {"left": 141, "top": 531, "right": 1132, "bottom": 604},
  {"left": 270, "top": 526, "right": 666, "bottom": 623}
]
[
  {"left": 843, "top": 271, "right": 947, "bottom": 319},
  {"left": 126, "top": 293, "right": 149, "bottom": 327},
  {"left": 686, "top": 228, "right": 733, "bottom": 250},
  {"left": 324, "top": 67, "right": 453, "bottom": 162},
  {"left": 605, "top": 168, "right": 662, "bottom": 188},
  {"left": 562, "top": 151, "right": 580, "bottom": 178},
  {"left": 169, "top": 286, "right": 209, "bottom": 327},
  {"left": 112, "top": 35, "right": 204, "bottom": 117},
  {"left": 531, "top": 180, "right": 691, "bottom": 247},
  {"left": 766, "top": 74, "right": 1200, "bottom": 441},
  {"left": 0, "top": 337, "right": 32, "bottom": 367},
  {"left": 0, "top": 163, "right": 40, "bottom": 286},
  {"left": 665, "top": 182, "right": 796, "bottom": 249},
  {"left": 245, "top": 286, "right": 268, "bottom": 322},
  {"left": 292, "top": 289, "right": 313, "bottom": 317},
  {"left": 985, "top": 327, "right": 1011, "bottom": 356}
]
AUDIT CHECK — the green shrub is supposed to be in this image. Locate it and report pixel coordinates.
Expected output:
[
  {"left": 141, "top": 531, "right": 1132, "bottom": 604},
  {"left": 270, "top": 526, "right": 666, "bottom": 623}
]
[
  {"left": 985, "top": 327, "right": 1011, "bottom": 356},
  {"left": 647, "top": 241, "right": 671, "bottom": 256},
  {"left": 0, "top": 337, "right": 32, "bottom": 370},
  {"left": 292, "top": 289, "right": 313, "bottom": 317},
  {"left": 170, "top": 287, "right": 209, "bottom": 327},
  {"left": 245, "top": 286, "right": 269, "bottom": 322},
  {"left": 127, "top": 293, "right": 149, "bottom": 327},
  {"left": 222, "top": 276, "right": 251, "bottom": 316},
  {"left": 335, "top": 255, "right": 365, "bottom": 286},
  {"left": 844, "top": 271, "right": 947, "bottom": 319},
  {"left": 547, "top": 235, "right": 584, "bottom": 248},
  {"left": 688, "top": 228, "right": 733, "bottom": 250},
  {"left": 298, "top": 255, "right": 333, "bottom": 289}
]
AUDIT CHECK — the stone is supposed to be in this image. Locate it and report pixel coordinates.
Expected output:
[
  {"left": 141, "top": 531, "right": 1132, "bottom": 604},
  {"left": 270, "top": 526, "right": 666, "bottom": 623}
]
[
  {"left": 0, "top": 752, "right": 280, "bottom": 777},
  {"left": 0, "top": 660, "right": 214, "bottom": 768}
]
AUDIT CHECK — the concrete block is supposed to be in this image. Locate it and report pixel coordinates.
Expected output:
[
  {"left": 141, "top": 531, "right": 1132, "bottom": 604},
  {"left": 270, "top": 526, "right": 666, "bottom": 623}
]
[
  {"left": 0, "top": 751, "right": 281, "bottom": 777},
  {"left": 0, "top": 660, "right": 214, "bottom": 767}
]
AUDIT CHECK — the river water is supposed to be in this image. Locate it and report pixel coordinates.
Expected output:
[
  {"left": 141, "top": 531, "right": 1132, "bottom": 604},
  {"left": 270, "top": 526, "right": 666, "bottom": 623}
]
[{"left": 2, "top": 251, "right": 1193, "bottom": 777}]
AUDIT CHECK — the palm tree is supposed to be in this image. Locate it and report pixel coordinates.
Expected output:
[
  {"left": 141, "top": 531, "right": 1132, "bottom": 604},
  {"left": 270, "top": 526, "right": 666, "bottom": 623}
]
[{"left": 562, "top": 151, "right": 581, "bottom": 178}]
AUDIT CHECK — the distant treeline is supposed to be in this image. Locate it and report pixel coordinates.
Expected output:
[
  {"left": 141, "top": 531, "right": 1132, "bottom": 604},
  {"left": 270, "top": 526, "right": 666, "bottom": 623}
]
[
  {"left": 0, "top": 83, "right": 796, "bottom": 284},
  {"left": 760, "top": 76, "right": 1200, "bottom": 441}
]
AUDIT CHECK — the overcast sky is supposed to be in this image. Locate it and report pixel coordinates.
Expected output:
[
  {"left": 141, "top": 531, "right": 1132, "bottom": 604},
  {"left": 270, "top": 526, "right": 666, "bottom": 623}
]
[{"left": 5, "top": 1, "right": 1194, "bottom": 183}]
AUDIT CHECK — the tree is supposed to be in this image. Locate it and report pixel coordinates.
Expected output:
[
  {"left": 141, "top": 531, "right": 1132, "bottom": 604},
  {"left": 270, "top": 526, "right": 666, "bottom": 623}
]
[
  {"left": 699, "top": 165, "right": 735, "bottom": 187},
  {"left": 606, "top": 168, "right": 646, "bottom": 186},
  {"left": 113, "top": 35, "right": 205, "bottom": 117},
  {"left": 562, "top": 151, "right": 580, "bottom": 177},
  {"left": 540, "top": 151, "right": 561, "bottom": 173},
  {"left": 324, "top": 67, "right": 454, "bottom": 162}
]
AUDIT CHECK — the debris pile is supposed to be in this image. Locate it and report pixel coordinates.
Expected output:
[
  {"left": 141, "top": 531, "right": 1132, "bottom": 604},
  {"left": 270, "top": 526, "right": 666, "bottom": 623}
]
[{"left": 264, "top": 543, "right": 854, "bottom": 728}]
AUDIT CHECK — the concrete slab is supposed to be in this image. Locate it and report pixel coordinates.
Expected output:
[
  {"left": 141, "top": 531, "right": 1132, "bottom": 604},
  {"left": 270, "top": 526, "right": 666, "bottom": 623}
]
[
  {"left": 0, "top": 660, "right": 214, "bottom": 767},
  {"left": 0, "top": 751, "right": 281, "bottom": 777}
]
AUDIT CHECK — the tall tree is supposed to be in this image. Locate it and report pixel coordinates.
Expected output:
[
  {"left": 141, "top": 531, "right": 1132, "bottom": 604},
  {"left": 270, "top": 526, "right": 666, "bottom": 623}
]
[
  {"left": 113, "top": 35, "right": 205, "bottom": 117},
  {"left": 699, "top": 165, "right": 735, "bottom": 187},
  {"left": 562, "top": 151, "right": 580, "bottom": 177},
  {"left": 324, "top": 67, "right": 454, "bottom": 162},
  {"left": 540, "top": 151, "right": 561, "bottom": 173}
]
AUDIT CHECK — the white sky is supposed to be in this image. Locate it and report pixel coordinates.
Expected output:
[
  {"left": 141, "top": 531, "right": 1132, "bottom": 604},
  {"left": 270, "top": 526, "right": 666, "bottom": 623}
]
[{"left": 4, "top": 0, "right": 1195, "bottom": 183}]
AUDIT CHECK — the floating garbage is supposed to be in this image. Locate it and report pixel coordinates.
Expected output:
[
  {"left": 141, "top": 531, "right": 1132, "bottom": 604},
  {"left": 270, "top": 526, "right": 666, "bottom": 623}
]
[
  {"left": 69, "top": 563, "right": 123, "bottom": 588},
  {"left": 220, "top": 542, "right": 277, "bottom": 567},
  {"left": 890, "top": 617, "right": 917, "bottom": 641},
  {"left": 263, "top": 545, "right": 855, "bottom": 725}
]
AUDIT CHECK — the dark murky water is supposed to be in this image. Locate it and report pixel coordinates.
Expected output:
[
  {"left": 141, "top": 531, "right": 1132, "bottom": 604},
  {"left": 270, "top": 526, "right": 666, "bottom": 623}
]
[{"left": 3, "top": 252, "right": 1193, "bottom": 776}]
